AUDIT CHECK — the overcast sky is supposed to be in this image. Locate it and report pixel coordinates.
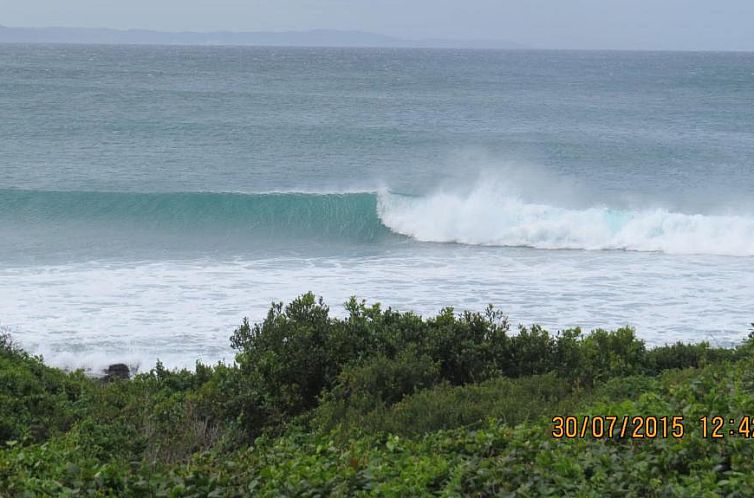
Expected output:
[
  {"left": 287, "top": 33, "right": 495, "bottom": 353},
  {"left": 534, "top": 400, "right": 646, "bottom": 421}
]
[{"left": 2, "top": 0, "right": 754, "bottom": 51}]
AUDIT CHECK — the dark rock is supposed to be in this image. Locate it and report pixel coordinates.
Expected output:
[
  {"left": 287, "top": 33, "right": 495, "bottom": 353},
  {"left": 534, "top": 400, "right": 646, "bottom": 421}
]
[{"left": 103, "top": 363, "right": 130, "bottom": 381}]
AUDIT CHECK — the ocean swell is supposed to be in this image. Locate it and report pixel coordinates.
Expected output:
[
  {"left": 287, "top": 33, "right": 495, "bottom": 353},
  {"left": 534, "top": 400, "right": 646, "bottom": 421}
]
[
  {"left": 3, "top": 188, "right": 753, "bottom": 256},
  {"left": 0, "top": 189, "right": 391, "bottom": 243}
]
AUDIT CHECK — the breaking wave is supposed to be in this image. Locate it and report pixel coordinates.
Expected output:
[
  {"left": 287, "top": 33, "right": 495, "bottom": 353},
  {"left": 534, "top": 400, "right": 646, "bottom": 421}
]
[
  {"left": 377, "top": 187, "right": 754, "bottom": 257},
  {"left": 2, "top": 188, "right": 753, "bottom": 256}
]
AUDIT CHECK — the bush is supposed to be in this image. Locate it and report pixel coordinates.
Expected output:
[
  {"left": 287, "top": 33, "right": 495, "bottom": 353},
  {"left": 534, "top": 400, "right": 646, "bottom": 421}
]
[
  {"left": 227, "top": 294, "right": 512, "bottom": 436},
  {"left": 0, "top": 345, "right": 88, "bottom": 444},
  {"left": 646, "top": 341, "right": 732, "bottom": 373},
  {"left": 314, "top": 347, "right": 441, "bottom": 433},
  {"left": 320, "top": 373, "right": 580, "bottom": 437},
  {"left": 0, "top": 331, "right": 22, "bottom": 358},
  {"left": 229, "top": 293, "right": 339, "bottom": 433},
  {"left": 576, "top": 327, "right": 647, "bottom": 384},
  {"left": 502, "top": 324, "right": 557, "bottom": 377}
]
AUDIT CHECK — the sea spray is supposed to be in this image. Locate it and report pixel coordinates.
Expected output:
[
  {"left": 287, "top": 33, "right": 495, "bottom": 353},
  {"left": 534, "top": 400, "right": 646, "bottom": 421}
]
[{"left": 376, "top": 186, "right": 754, "bottom": 257}]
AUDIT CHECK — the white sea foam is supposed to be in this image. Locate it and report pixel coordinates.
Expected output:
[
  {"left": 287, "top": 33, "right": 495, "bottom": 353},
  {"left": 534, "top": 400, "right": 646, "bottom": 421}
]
[
  {"left": 377, "top": 182, "right": 754, "bottom": 257},
  {"left": 2, "top": 249, "right": 752, "bottom": 371}
]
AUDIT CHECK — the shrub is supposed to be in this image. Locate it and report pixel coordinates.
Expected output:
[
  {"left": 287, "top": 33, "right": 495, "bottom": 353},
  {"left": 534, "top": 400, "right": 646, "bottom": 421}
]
[
  {"left": 0, "top": 331, "right": 22, "bottom": 358},
  {"left": 576, "top": 327, "right": 647, "bottom": 384},
  {"left": 421, "top": 306, "right": 509, "bottom": 384},
  {"left": 645, "top": 341, "right": 734, "bottom": 373},
  {"left": 228, "top": 294, "right": 511, "bottom": 436},
  {"left": 0, "top": 342, "right": 88, "bottom": 444},
  {"left": 502, "top": 324, "right": 557, "bottom": 377},
  {"left": 314, "top": 347, "right": 441, "bottom": 433},
  {"left": 229, "top": 293, "right": 339, "bottom": 434},
  {"left": 322, "top": 373, "right": 579, "bottom": 437}
]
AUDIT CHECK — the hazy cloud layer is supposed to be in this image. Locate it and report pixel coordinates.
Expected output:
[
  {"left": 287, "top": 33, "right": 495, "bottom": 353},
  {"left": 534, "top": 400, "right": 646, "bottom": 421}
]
[{"left": 2, "top": 0, "right": 754, "bottom": 50}]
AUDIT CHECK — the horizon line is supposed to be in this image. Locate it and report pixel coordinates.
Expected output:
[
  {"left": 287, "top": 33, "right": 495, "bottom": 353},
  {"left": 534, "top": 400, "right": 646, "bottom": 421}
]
[{"left": 1, "top": 25, "right": 753, "bottom": 53}]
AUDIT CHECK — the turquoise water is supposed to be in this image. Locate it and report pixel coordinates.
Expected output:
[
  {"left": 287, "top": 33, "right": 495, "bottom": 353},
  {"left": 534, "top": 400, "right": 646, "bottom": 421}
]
[{"left": 1, "top": 45, "right": 753, "bottom": 370}]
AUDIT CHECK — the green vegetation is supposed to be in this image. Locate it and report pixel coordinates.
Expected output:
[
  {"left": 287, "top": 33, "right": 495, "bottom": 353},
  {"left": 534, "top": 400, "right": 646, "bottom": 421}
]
[{"left": 1, "top": 294, "right": 753, "bottom": 496}]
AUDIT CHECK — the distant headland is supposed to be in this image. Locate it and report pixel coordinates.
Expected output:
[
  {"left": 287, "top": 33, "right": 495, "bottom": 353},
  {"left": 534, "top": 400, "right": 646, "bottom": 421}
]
[{"left": 0, "top": 25, "right": 525, "bottom": 49}]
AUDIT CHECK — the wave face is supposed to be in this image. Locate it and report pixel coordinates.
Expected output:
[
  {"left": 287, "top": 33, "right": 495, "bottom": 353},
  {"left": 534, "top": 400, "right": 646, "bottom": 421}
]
[
  {"left": 377, "top": 187, "right": 754, "bottom": 257},
  {"left": 0, "top": 189, "right": 391, "bottom": 243},
  {"left": 3, "top": 188, "right": 754, "bottom": 257}
]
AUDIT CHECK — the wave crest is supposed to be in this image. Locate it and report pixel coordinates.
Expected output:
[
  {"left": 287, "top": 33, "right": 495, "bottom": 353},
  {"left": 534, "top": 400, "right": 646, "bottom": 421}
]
[{"left": 377, "top": 188, "right": 754, "bottom": 257}]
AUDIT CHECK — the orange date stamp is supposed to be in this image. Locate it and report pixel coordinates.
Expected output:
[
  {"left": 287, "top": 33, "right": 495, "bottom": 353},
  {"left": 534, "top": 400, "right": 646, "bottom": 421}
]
[
  {"left": 551, "top": 416, "right": 685, "bottom": 439},
  {"left": 552, "top": 416, "right": 754, "bottom": 439}
]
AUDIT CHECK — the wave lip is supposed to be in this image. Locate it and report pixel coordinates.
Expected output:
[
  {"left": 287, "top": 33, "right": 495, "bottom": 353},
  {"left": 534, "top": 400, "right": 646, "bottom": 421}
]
[{"left": 377, "top": 189, "right": 754, "bottom": 257}]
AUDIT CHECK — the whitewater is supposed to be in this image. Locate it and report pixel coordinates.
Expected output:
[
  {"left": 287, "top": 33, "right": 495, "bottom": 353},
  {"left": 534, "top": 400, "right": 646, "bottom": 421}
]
[
  {"left": 378, "top": 186, "right": 754, "bottom": 257},
  {"left": 2, "top": 45, "right": 753, "bottom": 371}
]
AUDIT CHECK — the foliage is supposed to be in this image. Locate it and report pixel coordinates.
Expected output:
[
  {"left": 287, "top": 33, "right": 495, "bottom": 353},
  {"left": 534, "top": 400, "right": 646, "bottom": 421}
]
[
  {"left": 1, "top": 296, "right": 753, "bottom": 496},
  {"left": 316, "top": 373, "right": 581, "bottom": 437},
  {"left": 314, "top": 346, "right": 441, "bottom": 434},
  {"left": 0, "top": 339, "right": 89, "bottom": 444}
]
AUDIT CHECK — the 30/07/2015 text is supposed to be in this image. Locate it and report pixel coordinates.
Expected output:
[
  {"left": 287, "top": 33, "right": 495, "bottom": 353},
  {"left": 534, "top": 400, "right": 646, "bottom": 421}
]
[{"left": 552, "top": 416, "right": 754, "bottom": 439}]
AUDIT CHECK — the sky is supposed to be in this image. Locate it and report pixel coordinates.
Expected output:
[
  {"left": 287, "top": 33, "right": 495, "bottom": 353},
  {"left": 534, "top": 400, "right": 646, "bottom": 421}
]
[{"left": 2, "top": 0, "right": 754, "bottom": 51}]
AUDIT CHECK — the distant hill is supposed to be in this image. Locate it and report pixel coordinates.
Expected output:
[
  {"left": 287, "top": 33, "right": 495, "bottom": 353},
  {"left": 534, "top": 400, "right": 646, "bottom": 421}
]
[{"left": 0, "top": 26, "right": 524, "bottom": 49}]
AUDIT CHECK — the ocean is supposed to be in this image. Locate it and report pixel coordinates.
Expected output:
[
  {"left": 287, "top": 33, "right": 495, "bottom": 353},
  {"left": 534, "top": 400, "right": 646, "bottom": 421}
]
[{"left": 1, "top": 44, "right": 753, "bottom": 372}]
